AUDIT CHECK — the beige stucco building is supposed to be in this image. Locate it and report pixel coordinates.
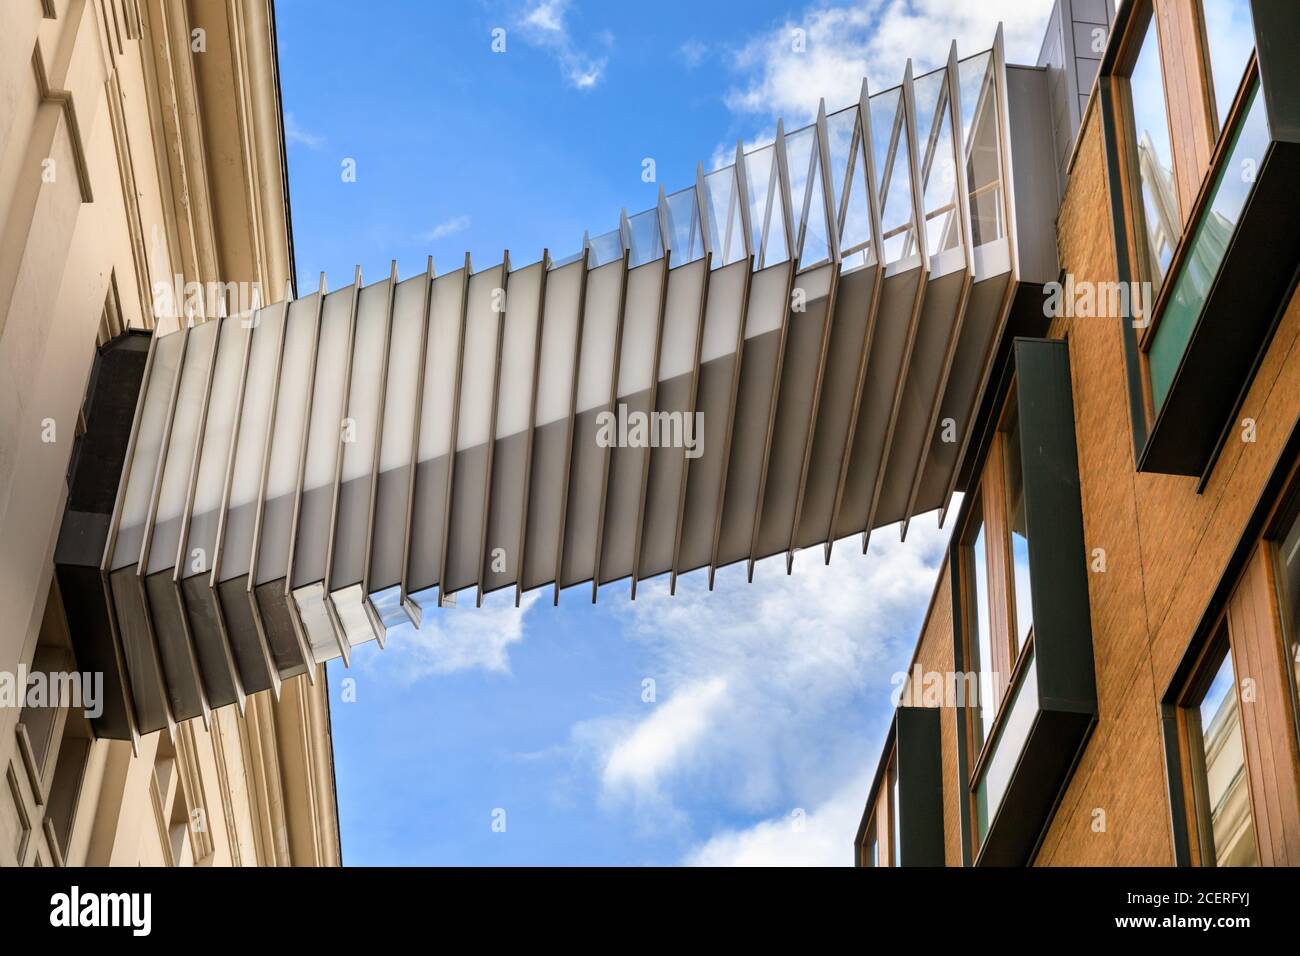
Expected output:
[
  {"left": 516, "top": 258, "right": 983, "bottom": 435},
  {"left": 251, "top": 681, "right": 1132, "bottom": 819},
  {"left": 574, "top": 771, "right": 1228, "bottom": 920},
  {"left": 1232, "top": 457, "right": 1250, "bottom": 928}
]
[{"left": 0, "top": 0, "right": 338, "bottom": 866}]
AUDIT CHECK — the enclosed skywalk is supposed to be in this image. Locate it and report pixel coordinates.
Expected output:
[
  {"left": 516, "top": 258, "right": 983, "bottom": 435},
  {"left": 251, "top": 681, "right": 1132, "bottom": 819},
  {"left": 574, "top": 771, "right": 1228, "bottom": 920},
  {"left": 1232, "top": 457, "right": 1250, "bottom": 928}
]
[{"left": 55, "top": 33, "right": 1061, "bottom": 742}]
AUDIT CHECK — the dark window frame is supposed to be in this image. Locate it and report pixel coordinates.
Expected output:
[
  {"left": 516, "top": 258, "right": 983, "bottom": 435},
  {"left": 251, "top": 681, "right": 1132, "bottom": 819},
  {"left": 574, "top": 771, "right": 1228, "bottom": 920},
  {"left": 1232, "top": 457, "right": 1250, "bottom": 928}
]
[
  {"left": 1100, "top": 0, "right": 1300, "bottom": 482},
  {"left": 949, "top": 338, "right": 1096, "bottom": 866}
]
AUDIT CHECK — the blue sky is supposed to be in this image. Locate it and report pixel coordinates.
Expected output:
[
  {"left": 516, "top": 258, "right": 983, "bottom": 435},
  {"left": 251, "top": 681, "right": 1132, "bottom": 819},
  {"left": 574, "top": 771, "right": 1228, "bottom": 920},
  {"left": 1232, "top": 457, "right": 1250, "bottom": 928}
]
[{"left": 275, "top": 0, "right": 1055, "bottom": 866}]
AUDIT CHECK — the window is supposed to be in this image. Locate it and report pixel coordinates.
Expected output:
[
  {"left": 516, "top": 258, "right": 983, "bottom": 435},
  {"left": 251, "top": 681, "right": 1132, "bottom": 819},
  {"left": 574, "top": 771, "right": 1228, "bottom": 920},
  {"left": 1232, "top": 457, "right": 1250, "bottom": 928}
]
[
  {"left": 951, "top": 338, "right": 1095, "bottom": 865},
  {"left": 1122, "top": 14, "right": 1179, "bottom": 293},
  {"left": 1102, "top": 1, "right": 1298, "bottom": 480},
  {"left": 857, "top": 708, "right": 945, "bottom": 867},
  {"left": 1199, "top": 0, "right": 1255, "bottom": 136},
  {"left": 7, "top": 764, "right": 31, "bottom": 864},
  {"left": 862, "top": 825, "right": 879, "bottom": 867},
  {"left": 1144, "top": 77, "right": 1269, "bottom": 415},
  {"left": 1181, "top": 638, "right": 1258, "bottom": 867},
  {"left": 889, "top": 758, "right": 900, "bottom": 867},
  {"left": 1168, "top": 470, "right": 1300, "bottom": 866},
  {"left": 961, "top": 390, "right": 1031, "bottom": 771},
  {"left": 1275, "top": 501, "right": 1300, "bottom": 747},
  {"left": 858, "top": 746, "right": 898, "bottom": 868}
]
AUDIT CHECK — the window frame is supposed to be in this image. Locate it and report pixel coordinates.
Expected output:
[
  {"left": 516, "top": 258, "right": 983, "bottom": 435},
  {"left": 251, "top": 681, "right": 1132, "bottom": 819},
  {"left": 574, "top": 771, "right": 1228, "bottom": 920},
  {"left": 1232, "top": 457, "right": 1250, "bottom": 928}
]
[
  {"left": 1174, "top": 627, "right": 1259, "bottom": 867},
  {"left": 856, "top": 708, "right": 945, "bottom": 867},
  {"left": 949, "top": 337, "right": 1096, "bottom": 866},
  {"left": 1111, "top": 1, "right": 1183, "bottom": 321},
  {"left": 1099, "top": 0, "right": 1300, "bottom": 483},
  {"left": 959, "top": 388, "right": 1036, "bottom": 806},
  {"left": 1162, "top": 453, "right": 1300, "bottom": 866}
]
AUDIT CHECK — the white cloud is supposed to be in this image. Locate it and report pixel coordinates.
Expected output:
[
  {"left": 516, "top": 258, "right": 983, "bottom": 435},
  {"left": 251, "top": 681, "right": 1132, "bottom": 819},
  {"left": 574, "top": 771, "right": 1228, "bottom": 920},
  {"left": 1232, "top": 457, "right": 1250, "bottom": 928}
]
[
  {"left": 283, "top": 112, "right": 324, "bottom": 148},
  {"left": 723, "top": 0, "right": 1057, "bottom": 127},
  {"left": 579, "top": 514, "right": 951, "bottom": 832},
  {"left": 421, "top": 214, "right": 472, "bottom": 242},
  {"left": 368, "top": 590, "right": 540, "bottom": 681},
  {"left": 515, "top": 0, "right": 610, "bottom": 91},
  {"left": 684, "top": 770, "right": 873, "bottom": 866},
  {"left": 602, "top": 677, "right": 728, "bottom": 798}
]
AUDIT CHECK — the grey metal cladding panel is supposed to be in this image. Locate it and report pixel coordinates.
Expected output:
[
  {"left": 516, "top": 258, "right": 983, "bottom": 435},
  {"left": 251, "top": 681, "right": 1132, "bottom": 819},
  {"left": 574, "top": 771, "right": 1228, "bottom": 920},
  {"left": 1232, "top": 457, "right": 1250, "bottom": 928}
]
[
  {"left": 180, "top": 575, "right": 241, "bottom": 708},
  {"left": 874, "top": 268, "right": 967, "bottom": 527},
  {"left": 216, "top": 576, "right": 276, "bottom": 694},
  {"left": 143, "top": 571, "right": 205, "bottom": 720},
  {"left": 831, "top": 266, "right": 923, "bottom": 539},
  {"left": 795, "top": 265, "right": 877, "bottom": 549},
  {"left": 597, "top": 262, "right": 663, "bottom": 585},
  {"left": 560, "top": 259, "right": 624, "bottom": 590},
  {"left": 715, "top": 264, "right": 789, "bottom": 567},
  {"left": 181, "top": 316, "right": 247, "bottom": 588},
  {"left": 522, "top": 260, "right": 584, "bottom": 592},
  {"left": 109, "top": 329, "right": 184, "bottom": 573},
  {"left": 255, "top": 581, "right": 310, "bottom": 678},
  {"left": 109, "top": 568, "right": 169, "bottom": 733},
  {"left": 218, "top": 302, "right": 287, "bottom": 585},
  {"left": 1015, "top": 337, "right": 1094, "bottom": 709},
  {"left": 446, "top": 265, "right": 505, "bottom": 594},
  {"left": 254, "top": 293, "right": 320, "bottom": 590},
  {"left": 482, "top": 262, "right": 544, "bottom": 594},
  {"left": 330, "top": 278, "right": 393, "bottom": 593},
  {"left": 1004, "top": 65, "right": 1061, "bottom": 284},
  {"left": 145, "top": 319, "right": 217, "bottom": 578},
  {"left": 406, "top": 268, "right": 468, "bottom": 594},
  {"left": 678, "top": 258, "right": 749, "bottom": 573},
  {"left": 914, "top": 272, "right": 1010, "bottom": 514},
  {"left": 754, "top": 263, "right": 834, "bottom": 560},
  {"left": 638, "top": 258, "right": 707, "bottom": 580},
  {"left": 368, "top": 275, "right": 427, "bottom": 593},
  {"left": 895, "top": 706, "right": 945, "bottom": 867}
]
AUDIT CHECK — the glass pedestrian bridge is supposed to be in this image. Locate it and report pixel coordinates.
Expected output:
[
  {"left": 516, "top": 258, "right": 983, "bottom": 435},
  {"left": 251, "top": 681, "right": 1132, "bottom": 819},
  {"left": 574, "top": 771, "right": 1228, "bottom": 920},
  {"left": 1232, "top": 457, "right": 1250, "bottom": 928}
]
[{"left": 56, "top": 31, "right": 1063, "bottom": 743}]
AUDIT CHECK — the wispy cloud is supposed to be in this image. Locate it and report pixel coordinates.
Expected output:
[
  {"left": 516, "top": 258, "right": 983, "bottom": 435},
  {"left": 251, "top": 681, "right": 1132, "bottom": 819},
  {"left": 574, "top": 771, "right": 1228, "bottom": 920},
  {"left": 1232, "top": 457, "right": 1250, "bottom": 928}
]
[
  {"left": 283, "top": 112, "right": 324, "bottom": 149},
  {"left": 684, "top": 770, "right": 872, "bottom": 866},
  {"left": 514, "top": 0, "right": 610, "bottom": 90},
  {"left": 723, "top": 0, "right": 1057, "bottom": 126},
  {"left": 420, "top": 214, "right": 472, "bottom": 242},
  {"left": 679, "top": 38, "right": 709, "bottom": 69},
  {"left": 366, "top": 591, "right": 540, "bottom": 681},
  {"left": 574, "top": 513, "right": 951, "bottom": 836}
]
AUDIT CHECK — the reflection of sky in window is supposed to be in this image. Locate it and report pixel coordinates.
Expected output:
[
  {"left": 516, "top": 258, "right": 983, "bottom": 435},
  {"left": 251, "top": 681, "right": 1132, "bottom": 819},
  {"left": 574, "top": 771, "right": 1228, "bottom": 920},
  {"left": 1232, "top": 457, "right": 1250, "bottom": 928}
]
[
  {"left": 890, "top": 760, "right": 900, "bottom": 865},
  {"left": 1282, "top": 509, "right": 1300, "bottom": 647},
  {"left": 1200, "top": 651, "right": 1236, "bottom": 730},
  {"left": 972, "top": 519, "right": 995, "bottom": 747},
  {"left": 1204, "top": 0, "right": 1255, "bottom": 133},
  {"left": 1130, "top": 21, "right": 1175, "bottom": 276},
  {"left": 1205, "top": 83, "right": 1268, "bottom": 234}
]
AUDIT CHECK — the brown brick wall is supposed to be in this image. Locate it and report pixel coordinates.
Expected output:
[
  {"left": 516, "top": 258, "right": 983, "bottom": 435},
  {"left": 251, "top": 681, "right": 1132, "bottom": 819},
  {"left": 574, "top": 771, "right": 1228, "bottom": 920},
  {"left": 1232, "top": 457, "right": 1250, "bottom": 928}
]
[{"left": 895, "top": 90, "right": 1300, "bottom": 865}]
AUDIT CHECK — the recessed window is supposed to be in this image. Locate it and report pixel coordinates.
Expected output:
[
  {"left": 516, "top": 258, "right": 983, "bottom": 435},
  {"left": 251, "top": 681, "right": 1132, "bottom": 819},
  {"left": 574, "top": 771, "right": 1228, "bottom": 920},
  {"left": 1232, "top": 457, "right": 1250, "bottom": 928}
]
[
  {"left": 1002, "top": 405, "right": 1033, "bottom": 651},
  {"left": 889, "top": 758, "right": 901, "bottom": 867},
  {"left": 965, "top": 509, "right": 995, "bottom": 753},
  {"left": 1124, "top": 16, "right": 1179, "bottom": 293},
  {"left": 1201, "top": 0, "right": 1255, "bottom": 136},
  {"left": 961, "top": 391, "right": 1031, "bottom": 770},
  {"left": 857, "top": 746, "right": 898, "bottom": 867},
  {"left": 1273, "top": 500, "right": 1300, "bottom": 750},
  {"left": 1145, "top": 78, "right": 1269, "bottom": 414},
  {"left": 1183, "top": 640, "right": 1258, "bottom": 867}
]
